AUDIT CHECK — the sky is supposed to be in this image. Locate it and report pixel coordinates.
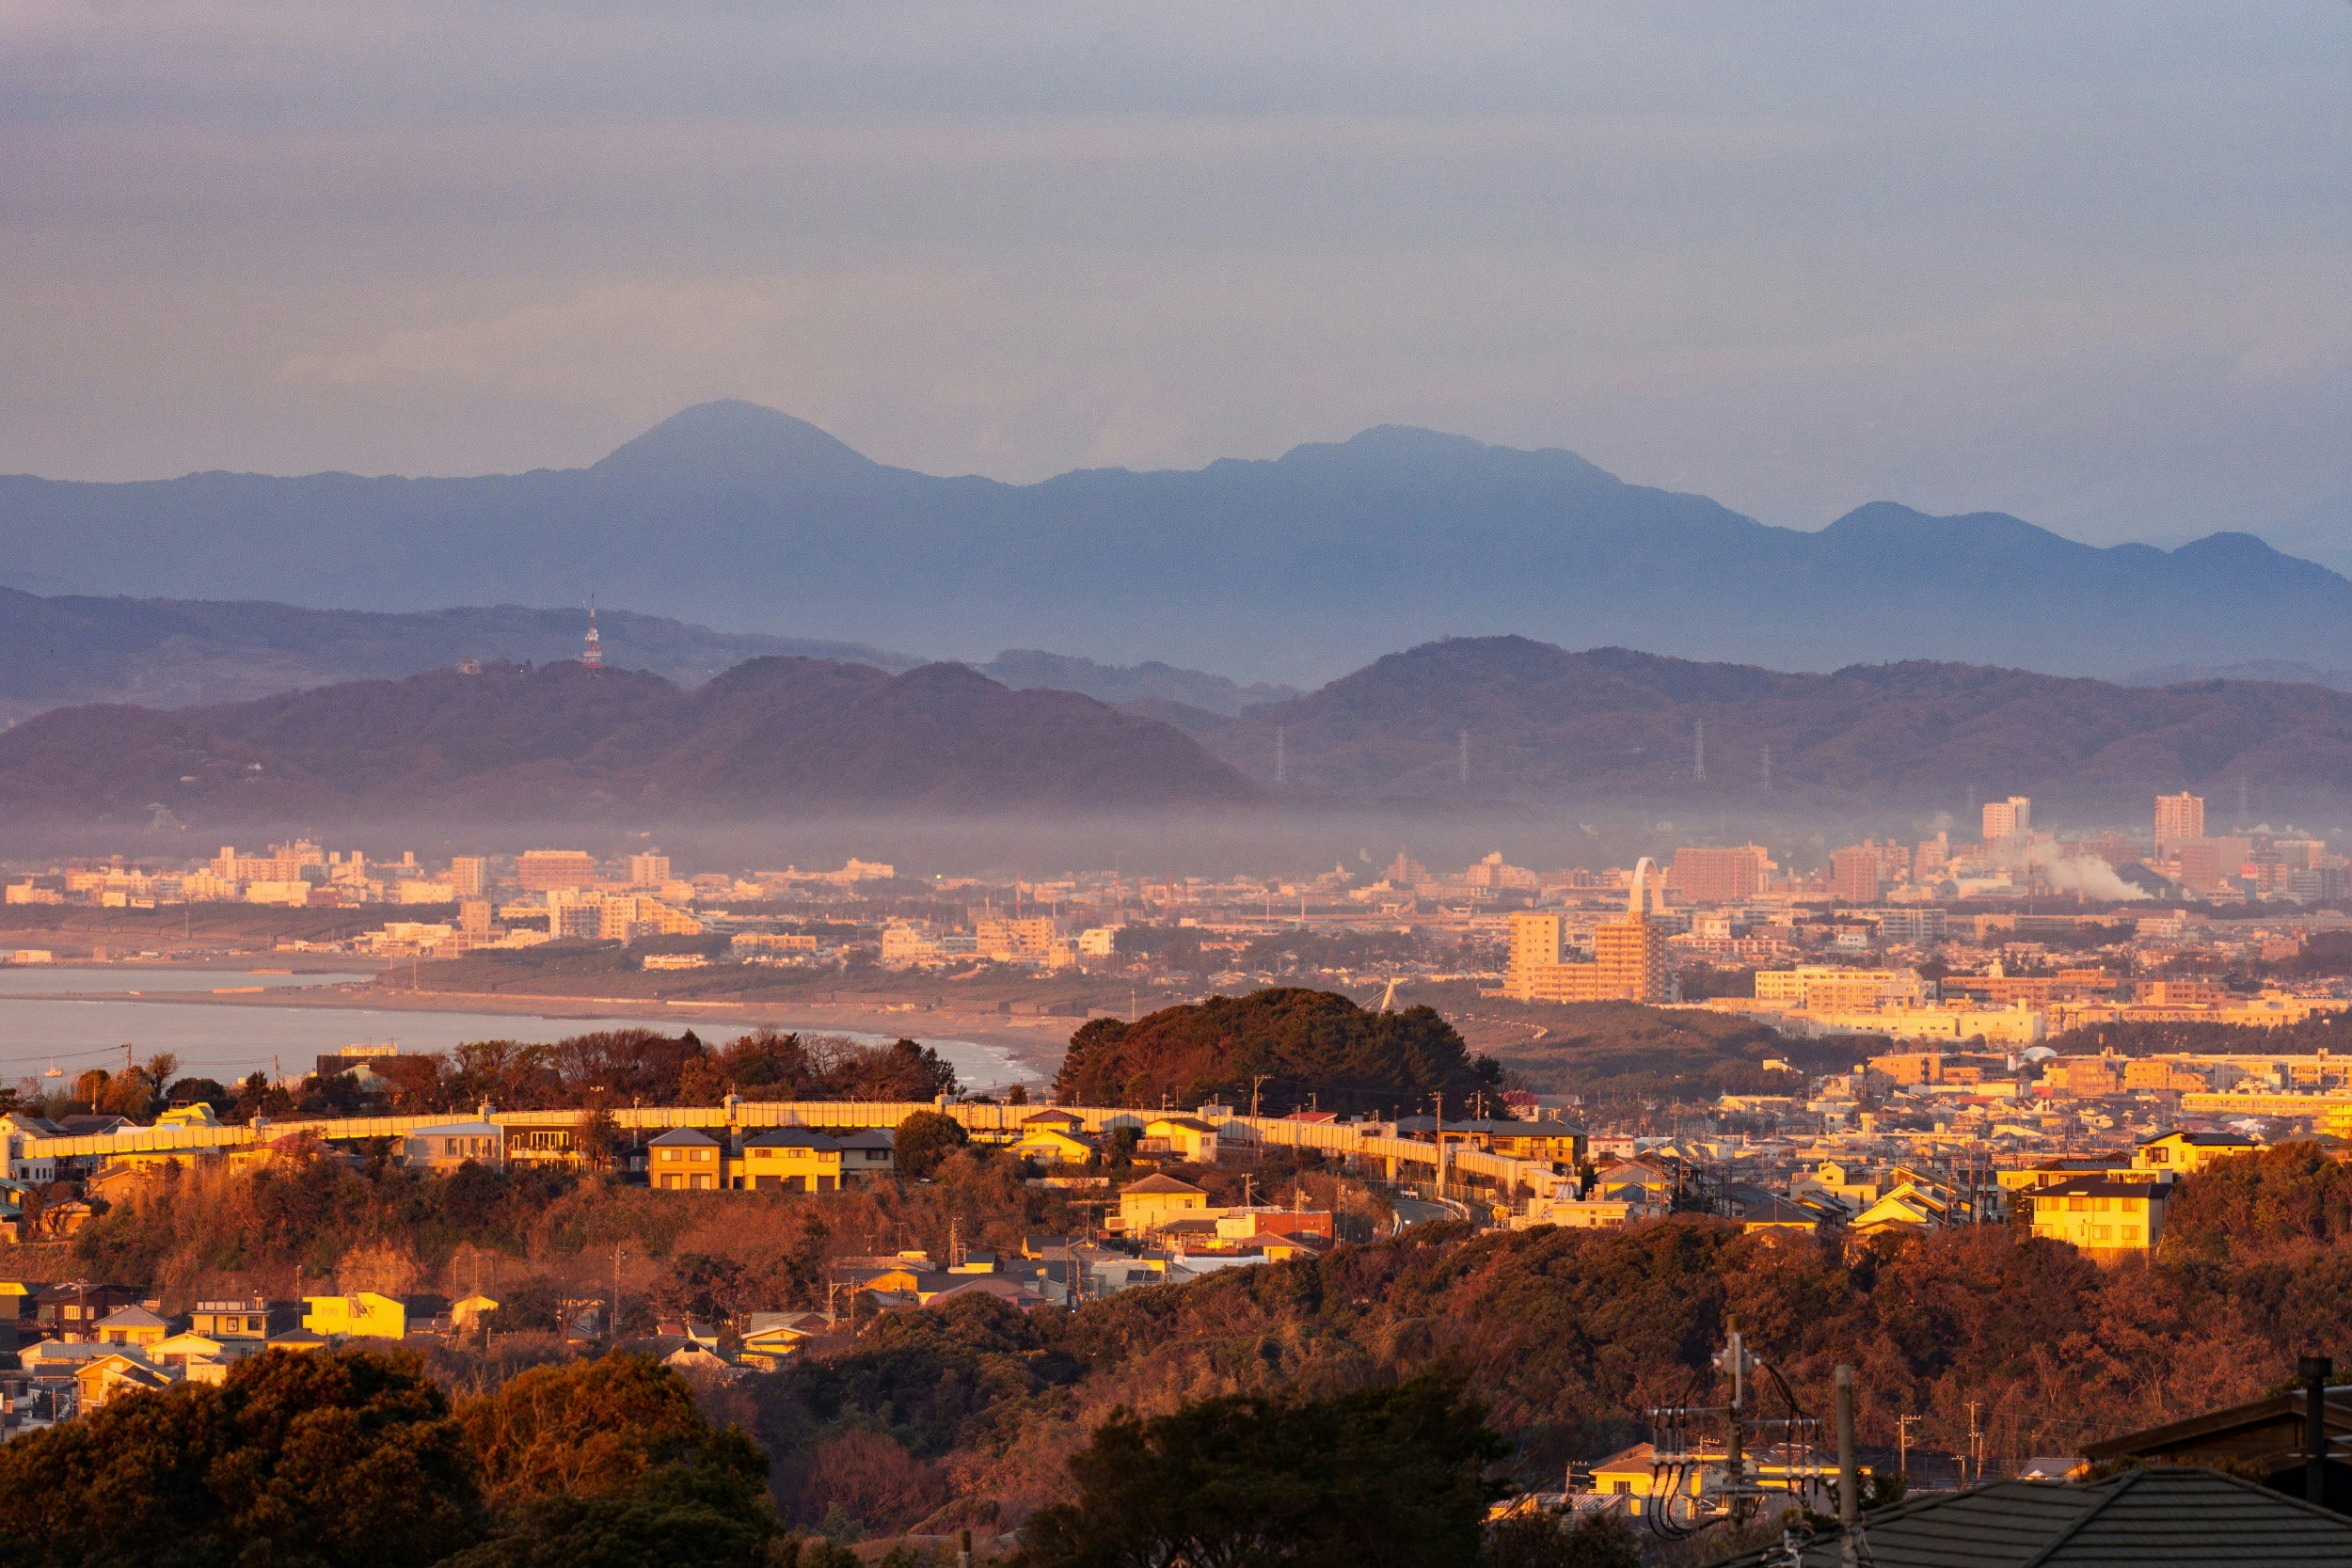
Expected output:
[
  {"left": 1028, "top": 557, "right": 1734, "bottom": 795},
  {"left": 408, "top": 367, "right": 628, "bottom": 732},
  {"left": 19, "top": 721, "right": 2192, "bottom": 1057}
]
[{"left": 3, "top": 1, "right": 2347, "bottom": 547}]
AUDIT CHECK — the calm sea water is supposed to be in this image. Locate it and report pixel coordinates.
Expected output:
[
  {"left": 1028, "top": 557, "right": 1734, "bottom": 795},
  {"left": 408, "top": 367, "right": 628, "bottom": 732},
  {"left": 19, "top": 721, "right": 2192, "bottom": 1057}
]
[{"left": 0, "top": 969, "right": 1035, "bottom": 1090}]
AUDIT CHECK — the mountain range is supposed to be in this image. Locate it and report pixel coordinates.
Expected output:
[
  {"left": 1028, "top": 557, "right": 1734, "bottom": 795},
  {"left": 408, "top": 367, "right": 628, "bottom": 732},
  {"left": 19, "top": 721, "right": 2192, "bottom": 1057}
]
[
  {"left": 1198, "top": 637, "right": 2352, "bottom": 820},
  {"left": 0, "top": 657, "right": 1255, "bottom": 825},
  {"left": 0, "top": 589, "right": 1295, "bottom": 724},
  {"left": 12, "top": 636, "right": 2352, "bottom": 830},
  {"left": 7, "top": 400, "right": 2348, "bottom": 682}
]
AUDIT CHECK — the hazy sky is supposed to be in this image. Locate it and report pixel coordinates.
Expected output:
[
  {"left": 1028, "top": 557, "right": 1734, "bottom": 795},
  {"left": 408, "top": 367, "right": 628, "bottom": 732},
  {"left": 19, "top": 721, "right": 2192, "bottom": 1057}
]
[{"left": 4, "top": 1, "right": 2346, "bottom": 545}]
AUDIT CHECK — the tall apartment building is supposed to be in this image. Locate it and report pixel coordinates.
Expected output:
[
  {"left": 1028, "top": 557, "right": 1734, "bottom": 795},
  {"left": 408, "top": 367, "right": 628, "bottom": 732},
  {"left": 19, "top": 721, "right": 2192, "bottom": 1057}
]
[
  {"left": 2154, "top": 793, "right": 2204, "bottom": 852},
  {"left": 517, "top": 849, "right": 598, "bottom": 892},
  {"left": 449, "top": 857, "right": 487, "bottom": 898},
  {"left": 627, "top": 852, "right": 672, "bottom": 888},
  {"left": 977, "top": 917, "right": 1057, "bottom": 961},
  {"left": 1982, "top": 797, "right": 2031, "bottom": 846},
  {"left": 1666, "top": 845, "right": 1772, "bottom": 904},
  {"left": 1827, "top": 845, "right": 1883, "bottom": 905},
  {"left": 1501, "top": 865, "right": 1675, "bottom": 1004}
]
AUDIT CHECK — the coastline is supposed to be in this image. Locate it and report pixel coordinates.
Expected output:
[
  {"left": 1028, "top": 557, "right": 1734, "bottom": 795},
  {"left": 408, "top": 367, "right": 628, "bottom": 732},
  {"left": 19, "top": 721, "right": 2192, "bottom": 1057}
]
[{"left": 0, "top": 980, "right": 1073, "bottom": 1077}]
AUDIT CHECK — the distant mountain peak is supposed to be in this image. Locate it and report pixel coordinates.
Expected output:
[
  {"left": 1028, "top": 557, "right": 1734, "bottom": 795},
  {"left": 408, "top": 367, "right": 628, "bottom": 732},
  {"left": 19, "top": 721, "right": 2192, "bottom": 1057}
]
[{"left": 589, "top": 401, "right": 876, "bottom": 487}]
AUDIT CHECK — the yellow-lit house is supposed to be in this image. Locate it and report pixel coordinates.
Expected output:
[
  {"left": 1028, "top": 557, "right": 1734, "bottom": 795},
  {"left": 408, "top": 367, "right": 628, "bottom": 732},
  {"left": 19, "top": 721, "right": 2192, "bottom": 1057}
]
[
  {"left": 1490, "top": 1120, "right": 1587, "bottom": 1165},
  {"left": 1587, "top": 1442, "right": 1861, "bottom": 1517},
  {"left": 190, "top": 1299, "right": 278, "bottom": 1340},
  {"left": 93, "top": 1305, "right": 172, "bottom": 1349},
  {"left": 1119, "top": 1173, "right": 1213, "bottom": 1235},
  {"left": 303, "top": 1291, "right": 408, "bottom": 1339},
  {"left": 77, "top": 1353, "right": 168, "bottom": 1411},
  {"left": 648, "top": 1127, "right": 723, "bottom": 1190},
  {"left": 452, "top": 1294, "right": 500, "bottom": 1333},
  {"left": 2135, "top": 1130, "right": 2257, "bottom": 1176},
  {"left": 1012, "top": 1123, "right": 1099, "bottom": 1165},
  {"left": 1142, "top": 1117, "right": 1219, "bottom": 1164},
  {"left": 2027, "top": 1177, "right": 2167, "bottom": 1259},
  {"left": 740, "top": 1129, "right": 847, "bottom": 1192}
]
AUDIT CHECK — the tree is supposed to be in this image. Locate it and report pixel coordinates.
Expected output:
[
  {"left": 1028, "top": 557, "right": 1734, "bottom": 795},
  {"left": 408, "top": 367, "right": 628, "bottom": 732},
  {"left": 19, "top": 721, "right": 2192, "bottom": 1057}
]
[
  {"left": 1483, "top": 1510, "right": 1640, "bottom": 1568},
  {"left": 895, "top": 1110, "right": 969, "bottom": 1180},
  {"left": 0, "top": 1348, "right": 484, "bottom": 1567},
  {"left": 452, "top": 1355, "right": 777, "bottom": 1566},
  {"left": 461, "top": 1352, "right": 727, "bottom": 1507},
  {"left": 1014, "top": 1373, "right": 1506, "bottom": 1568}
]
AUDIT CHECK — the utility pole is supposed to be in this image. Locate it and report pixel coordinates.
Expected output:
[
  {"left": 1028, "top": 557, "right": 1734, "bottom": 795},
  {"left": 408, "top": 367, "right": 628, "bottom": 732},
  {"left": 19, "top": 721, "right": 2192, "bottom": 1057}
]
[
  {"left": 1836, "top": 1366, "right": 1858, "bottom": 1568},
  {"left": 610, "top": 1243, "right": 626, "bottom": 1343},
  {"left": 1898, "top": 1413, "right": 1916, "bottom": 1482},
  {"left": 1967, "top": 1401, "right": 1982, "bottom": 1484}
]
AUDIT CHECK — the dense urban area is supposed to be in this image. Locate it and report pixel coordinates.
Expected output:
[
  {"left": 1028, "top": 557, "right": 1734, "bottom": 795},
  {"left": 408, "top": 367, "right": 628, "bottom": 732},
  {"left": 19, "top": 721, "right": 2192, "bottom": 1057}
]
[{"left": 7, "top": 787, "right": 2352, "bottom": 1560}]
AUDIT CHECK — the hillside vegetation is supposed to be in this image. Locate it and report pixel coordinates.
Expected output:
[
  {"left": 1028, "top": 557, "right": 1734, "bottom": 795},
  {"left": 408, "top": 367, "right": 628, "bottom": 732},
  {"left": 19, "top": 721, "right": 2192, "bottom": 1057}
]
[{"left": 1053, "top": 988, "right": 1503, "bottom": 1115}]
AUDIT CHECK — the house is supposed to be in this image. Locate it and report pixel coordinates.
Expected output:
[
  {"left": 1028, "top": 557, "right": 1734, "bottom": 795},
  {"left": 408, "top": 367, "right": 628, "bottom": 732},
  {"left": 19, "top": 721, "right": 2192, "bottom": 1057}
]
[
  {"left": 2025, "top": 1177, "right": 2167, "bottom": 1258},
  {"left": 93, "top": 1305, "right": 174, "bottom": 1349},
  {"left": 1012, "top": 1124, "right": 1100, "bottom": 1165},
  {"left": 76, "top": 1352, "right": 169, "bottom": 1411},
  {"left": 451, "top": 1293, "right": 500, "bottom": 1333},
  {"left": 1488, "top": 1119, "right": 1588, "bottom": 1166},
  {"left": 739, "top": 1310, "right": 828, "bottom": 1371},
  {"left": 403, "top": 1119, "right": 504, "bottom": 1169},
  {"left": 739, "top": 1128, "right": 846, "bottom": 1192},
  {"left": 1708, "top": 1465, "right": 2352, "bottom": 1566},
  {"left": 1724, "top": 1187, "right": 1823, "bottom": 1236},
  {"left": 2083, "top": 1370, "right": 2352, "bottom": 1506},
  {"left": 303, "top": 1291, "right": 408, "bottom": 1340},
  {"left": 924, "top": 1275, "right": 1050, "bottom": 1311},
  {"left": 1515, "top": 1195, "right": 1664, "bottom": 1229},
  {"left": 1850, "top": 1180, "right": 1956, "bottom": 1237},
  {"left": 1118, "top": 1173, "right": 1213, "bottom": 1234},
  {"left": 33, "top": 1283, "right": 141, "bottom": 1342},
  {"left": 648, "top": 1127, "right": 723, "bottom": 1190},
  {"left": 1141, "top": 1116, "right": 1219, "bottom": 1164},
  {"left": 150, "top": 1330, "right": 245, "bottom": 1371},
  {"left": 833, "top": 1129, "right": 896, "bottom": 1183},
  {"left": 264, "top": 1327, "right": 329, "bottom": 1354},
  {"left": 2136, "top": 1129, "right": 2258, "bottom": 1175},
  {"left": 190, "top": 1299, "right": 283, "bottom": 1340}
]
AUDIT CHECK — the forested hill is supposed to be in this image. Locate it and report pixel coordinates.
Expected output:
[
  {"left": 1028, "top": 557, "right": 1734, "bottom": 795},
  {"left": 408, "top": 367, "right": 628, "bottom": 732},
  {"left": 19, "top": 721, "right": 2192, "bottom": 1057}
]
[
  {"left": 1200, "top": 636, "right": 2352, "bottom": 816},
  {"left": 0, "top": 657, "right": 1259, "bottom": 825},
  {"left": 1054, "top": 988, "right": 1502, "bottom": 1115}
]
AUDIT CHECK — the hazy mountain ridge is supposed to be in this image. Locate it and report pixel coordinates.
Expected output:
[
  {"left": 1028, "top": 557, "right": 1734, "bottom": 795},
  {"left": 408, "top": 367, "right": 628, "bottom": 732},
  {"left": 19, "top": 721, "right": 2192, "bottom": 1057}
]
[
  {"left": 0, "top": 588, "right": 1297, "bottom": 724},
  {"left": 1202, "top": 636, "right": 2352, "bottom": 818},
  {"left": 5, "top": 401, "right": 2344, "bottom": 681},
  {"left": 0, "top": 657, "right": 1259, "bottom": 824}
]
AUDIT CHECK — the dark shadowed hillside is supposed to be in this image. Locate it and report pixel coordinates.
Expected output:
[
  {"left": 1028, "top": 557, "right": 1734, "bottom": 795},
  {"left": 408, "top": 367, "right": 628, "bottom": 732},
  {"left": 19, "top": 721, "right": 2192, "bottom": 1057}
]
[
  {"left": 7, "top": 401, "right": 2348, "bottom": 681},
  {"left": 0, "top": 588, "right": 909, "bottom": 721},
  {"left": 0, "top": 657, "right": 1260, "bottom": 825},
  {"left": 1204, "top": 636, "right": 2352, "bottom": 817}
]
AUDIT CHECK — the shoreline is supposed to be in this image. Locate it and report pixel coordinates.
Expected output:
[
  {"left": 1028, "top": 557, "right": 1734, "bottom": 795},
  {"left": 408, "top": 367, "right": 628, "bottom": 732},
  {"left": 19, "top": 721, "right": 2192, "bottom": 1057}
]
[{"left": 0, "top": 981, "right": 1072, "bottom": 1075}]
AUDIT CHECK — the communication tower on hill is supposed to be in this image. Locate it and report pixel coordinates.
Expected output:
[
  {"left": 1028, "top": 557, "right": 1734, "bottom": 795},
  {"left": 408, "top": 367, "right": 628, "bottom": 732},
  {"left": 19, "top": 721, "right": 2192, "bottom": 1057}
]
[{"left": 582, "top": 597, "right": 604, "bottom": 673}]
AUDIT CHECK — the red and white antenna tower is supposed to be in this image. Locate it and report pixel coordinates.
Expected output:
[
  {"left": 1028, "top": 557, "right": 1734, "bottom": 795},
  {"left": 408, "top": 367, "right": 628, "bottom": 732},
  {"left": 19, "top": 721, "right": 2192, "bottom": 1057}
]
[{"left": 582, "top": 596, "right": 604, "bottom": 673}]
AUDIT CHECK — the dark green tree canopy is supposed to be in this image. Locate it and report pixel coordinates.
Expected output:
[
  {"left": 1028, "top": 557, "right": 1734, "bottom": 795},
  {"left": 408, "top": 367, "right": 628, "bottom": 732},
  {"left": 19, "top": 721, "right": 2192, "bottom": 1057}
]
[
  {"left": 0, "top": 1348, "right": 484, "bottom": 1568},
  {"left": 1014, "top": 1373, "right": 1507, "bottom": 1568},
  {"left": 1054, "top": 988, "right": 1502, "bottom": 1116}
]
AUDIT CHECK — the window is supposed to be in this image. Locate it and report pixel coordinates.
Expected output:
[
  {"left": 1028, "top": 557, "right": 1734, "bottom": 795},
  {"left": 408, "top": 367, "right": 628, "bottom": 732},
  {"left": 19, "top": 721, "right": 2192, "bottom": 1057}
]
[
  {"left": 2122, "top": 1226, "right": 2141, "bottom": 1242},
  {"left": 2068, "top": 1197, "right": 2089, "bottom": 1212},
  {"left": 2093, "top": 1225, "right": 2111, "bottom": 1241}
]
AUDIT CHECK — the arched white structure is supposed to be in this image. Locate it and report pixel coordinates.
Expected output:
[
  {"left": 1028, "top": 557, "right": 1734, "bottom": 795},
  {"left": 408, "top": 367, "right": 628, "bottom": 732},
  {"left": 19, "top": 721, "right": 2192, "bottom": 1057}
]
[{"left": 1627, "top": 856, "right": 1666, "bottom": 916}]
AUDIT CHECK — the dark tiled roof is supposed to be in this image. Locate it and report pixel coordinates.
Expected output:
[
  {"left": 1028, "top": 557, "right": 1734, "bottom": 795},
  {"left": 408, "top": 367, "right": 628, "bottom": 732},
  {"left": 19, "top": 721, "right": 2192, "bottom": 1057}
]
[
  {"left": 1708, "top": 1465, "right": 2352, "bottom": 1566},
  {"left": 744, "top": 1128, "right": 841, "bottom": 1150}
]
